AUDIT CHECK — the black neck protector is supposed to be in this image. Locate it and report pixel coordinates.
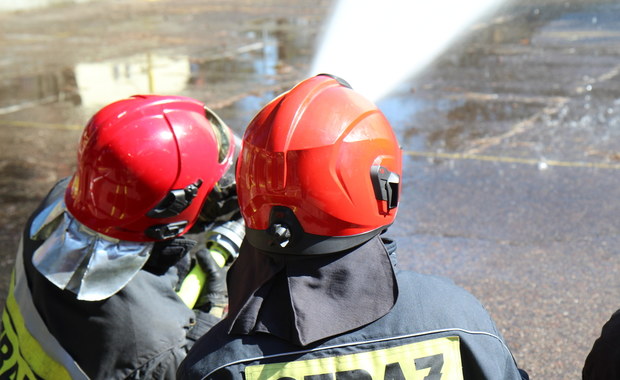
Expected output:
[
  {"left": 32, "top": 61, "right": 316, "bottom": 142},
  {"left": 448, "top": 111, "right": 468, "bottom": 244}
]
[{"left": 226, "top": 234, "right": 398, "bottom": 346}]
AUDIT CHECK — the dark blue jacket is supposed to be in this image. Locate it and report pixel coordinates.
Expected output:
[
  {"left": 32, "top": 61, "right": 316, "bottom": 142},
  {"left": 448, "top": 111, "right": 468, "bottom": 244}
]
[
  {"left": 178, "top": 269, "right": 526, "bottom": 379},
  {"left": 2, "top": 179, "right": 217, "bottom": 380}
]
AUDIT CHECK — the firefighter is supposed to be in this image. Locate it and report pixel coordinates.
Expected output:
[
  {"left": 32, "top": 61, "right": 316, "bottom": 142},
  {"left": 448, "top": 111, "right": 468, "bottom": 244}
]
[
  {"left": 177, "top": 74, "right": 529, "bottom": 380},
  {"left": 0, "top": 95, "right": 244, "bottom": 379},
  {"left": 583, "top": 309, "right": 620, "bottom": 379}
]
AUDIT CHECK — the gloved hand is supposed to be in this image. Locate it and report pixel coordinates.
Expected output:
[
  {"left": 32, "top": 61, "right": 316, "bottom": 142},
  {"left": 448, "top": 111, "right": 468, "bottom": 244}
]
[
  {"left": 194, "top": 248, "right": 228, "bottom": 318},
  {"left": 144, "top": 237, "right": 196, "bottom": 276}
]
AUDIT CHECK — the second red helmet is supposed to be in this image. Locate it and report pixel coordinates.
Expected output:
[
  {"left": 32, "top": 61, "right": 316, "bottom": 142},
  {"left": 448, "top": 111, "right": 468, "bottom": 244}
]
[
  {"left": 236, "top": 74, "right": 402, "bottom": 254},
  {"left": 65, "top": 95, "right": 236, "bottom": 242}
]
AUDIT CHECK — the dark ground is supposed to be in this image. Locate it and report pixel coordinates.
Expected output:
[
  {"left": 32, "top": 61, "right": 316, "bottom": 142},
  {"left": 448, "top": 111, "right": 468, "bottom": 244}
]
[{"left": 2, "top": 0, "right": 620, "bottom": 378}]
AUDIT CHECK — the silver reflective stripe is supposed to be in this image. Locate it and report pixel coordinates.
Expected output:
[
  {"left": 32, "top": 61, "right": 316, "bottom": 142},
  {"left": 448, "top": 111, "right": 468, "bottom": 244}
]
[{"left": 14, "top": 237, "right": 90, "bottom": 380}]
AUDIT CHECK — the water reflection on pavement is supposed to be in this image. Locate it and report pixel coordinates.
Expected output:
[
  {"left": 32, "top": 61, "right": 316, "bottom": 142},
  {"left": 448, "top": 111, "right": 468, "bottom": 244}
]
[{"left": 1, "top": 1, "right": 620, "bottom": 378}]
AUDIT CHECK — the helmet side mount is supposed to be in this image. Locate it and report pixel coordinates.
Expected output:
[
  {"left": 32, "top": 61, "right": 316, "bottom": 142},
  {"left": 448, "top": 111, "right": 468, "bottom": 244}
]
[
  {"left": 143, "top": 179, "right": 203, "bottom": 240},
  {"left": 371, "top": 165, "right": 400, "bottom": 210},
  {"left": 147, "top": 179, "right": 203, "bottom": 219},
  {"left": 267, "top": 223, "right": 292, "bottom": 248},
  {"left": 266, "top": 206, "right": 301, "bottom": 249}
]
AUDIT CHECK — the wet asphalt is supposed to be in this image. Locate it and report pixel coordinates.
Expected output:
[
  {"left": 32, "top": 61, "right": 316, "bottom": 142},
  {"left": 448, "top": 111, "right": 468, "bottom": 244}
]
[{"left": 1, "top": 0, "right": 620, "bottom": 378}]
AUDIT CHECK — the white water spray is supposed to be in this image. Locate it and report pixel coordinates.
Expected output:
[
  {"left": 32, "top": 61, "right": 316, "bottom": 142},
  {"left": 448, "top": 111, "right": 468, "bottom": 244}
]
[{"left": 311, "top": 0, "right": 506, "bottom": 102}]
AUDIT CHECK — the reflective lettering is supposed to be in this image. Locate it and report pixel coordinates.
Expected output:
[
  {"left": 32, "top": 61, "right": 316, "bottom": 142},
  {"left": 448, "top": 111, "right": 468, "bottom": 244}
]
[
  {"left": 336, "top": 369, "right": 372, "bottom": 380},
  {"left": 1, "top": 270, "right": 73, "bottom": 380},
  {"left": 245, "top": 337, "right": 463, "bottom": 380},
  {"left": 0, "top": 362, "right": 17, "bottom": 380},
  {"left": 0, "top": 308, "right": 36, "bottom": 380},
  {"left": 0, "top": 334, "right": 13, "bottom": 365},
  {"left": 415, "top": 354, "right": 444, "bottom": 380},
  {"left": 384, "top": 363, "right": 406, "bottom": 380}
]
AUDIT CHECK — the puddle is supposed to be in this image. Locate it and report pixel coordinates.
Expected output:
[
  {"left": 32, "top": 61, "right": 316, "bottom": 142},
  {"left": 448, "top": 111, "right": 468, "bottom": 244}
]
[
  {"left": 0, "top": 0, "right": 95, "bottom": 12},
  {"left": 0, "top": 16, "right": 319, "bottom": 128},
  {"left": 1, "top": 3, "right": 619, "bottom": 156},
  {"left": 0, "top": 68, "right": 80, "bottom": 115},
  {"left": 75, "top": 53, "right": 191, "bottom": 110},
  {"left": 182, "top": 17, "right": 321, "bottom": 130}
]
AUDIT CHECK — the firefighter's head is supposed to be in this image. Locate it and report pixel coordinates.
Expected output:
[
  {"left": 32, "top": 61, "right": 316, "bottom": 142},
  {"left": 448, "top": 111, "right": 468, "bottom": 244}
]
[
  {"left": 65, "top": 95, "right": 237, "bottom": 242},
  {"left": 236, "top": 74, "right": 402, "bottom": 255}
]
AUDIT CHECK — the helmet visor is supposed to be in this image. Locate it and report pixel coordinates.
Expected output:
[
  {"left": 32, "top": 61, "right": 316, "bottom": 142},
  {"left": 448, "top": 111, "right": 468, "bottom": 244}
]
[{"left": 204, "top": 106, "right": 234, "bottom": 164}]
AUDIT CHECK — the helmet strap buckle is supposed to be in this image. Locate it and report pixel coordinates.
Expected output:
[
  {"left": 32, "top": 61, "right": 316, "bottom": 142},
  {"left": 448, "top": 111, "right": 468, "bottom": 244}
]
[{"left": 145, "top": 221, "right": 188, "bottom": 240}]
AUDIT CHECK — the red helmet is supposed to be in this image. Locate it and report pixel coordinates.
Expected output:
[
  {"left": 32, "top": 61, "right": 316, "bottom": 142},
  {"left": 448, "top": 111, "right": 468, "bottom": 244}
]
[
  {"left": 237, "top": 74, "right": 402, "bottom": 254},
  {"left": 65, "top": 95, "right": 236, "bottom": 242}
]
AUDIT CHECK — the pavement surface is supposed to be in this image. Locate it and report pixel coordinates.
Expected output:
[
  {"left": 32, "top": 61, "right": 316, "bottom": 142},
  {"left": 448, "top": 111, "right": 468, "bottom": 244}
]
[{"left": 2, "top": 0, "right": 620, "bottom": 378}]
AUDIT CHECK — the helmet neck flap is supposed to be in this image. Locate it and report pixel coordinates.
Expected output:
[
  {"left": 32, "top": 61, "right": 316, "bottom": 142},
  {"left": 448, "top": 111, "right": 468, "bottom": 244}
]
[{"left": 31, "top": 181, "right": 153, "bottom": 301}]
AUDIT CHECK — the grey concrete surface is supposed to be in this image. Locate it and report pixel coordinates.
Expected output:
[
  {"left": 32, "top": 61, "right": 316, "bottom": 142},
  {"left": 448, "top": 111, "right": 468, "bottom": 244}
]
[{"left": 1, "top": 0, "right": 620, "bottom": 378}]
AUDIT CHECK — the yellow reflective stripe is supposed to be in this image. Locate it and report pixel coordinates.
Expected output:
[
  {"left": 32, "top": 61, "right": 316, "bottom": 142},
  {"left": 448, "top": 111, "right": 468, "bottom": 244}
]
[
  {"left": 1, "top": 270, "right": 72, "bottom": 380},
  {"left": 245, "top": 336, "right": 463, "bottom": 380},
  {"left": 1, "top": 306, "right": 38, "bottom": 380}
]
